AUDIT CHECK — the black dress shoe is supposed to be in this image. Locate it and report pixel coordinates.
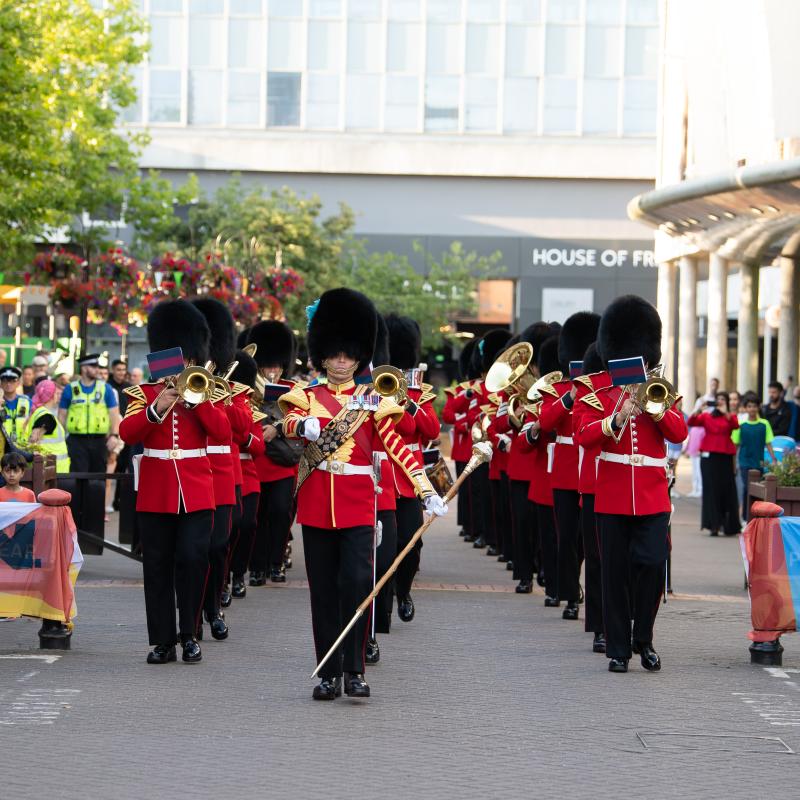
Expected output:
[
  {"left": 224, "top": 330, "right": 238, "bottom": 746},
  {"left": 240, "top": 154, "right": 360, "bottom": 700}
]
[
  {"left": 209, "top": 614, "right": 229, "bottom": 641},
  {"left": 459, "top": 528, "right": 467, "bottom": 537},
  {"left": 473, "top": 537, "right": 487, "bottom": 549},
  {"left": 464, "top": 533, "right": 476, "bottom": 543},
  {"left": 344, "top": 672, "right": 370, "bottom": 698},
  {"left": 515, "top": 580, "right": 533, "bottom": 594},
  {"left": 146, "top": 645, "right": 176, "bottom": 664},
  {"left": 544, "top": 595, "right": 560, "bottom": 607},
  {"left": 398, "top": 596, "right": 415, "bottom": 622},
  {"left": 181, "top": 639, "right": 202, "bottom": 663},
  {"left": 632, "top": 640, "right": 661, "bottom": 671},
  {"left": 608, "top": 657, "right": 628, "bottom": 673},
  {"left": 270, "top": 565, "right": 287, "bottom": 583},
  {"left": 249, "top": 571, "right": 266, "bottom": 587},
  {"left": 231, "top": 578, "right": 247, "bottom": 599},
  {"left": 536, "top": 571, "right": 546, "bottom": 587},
  {"left": 506, "top": 560, "right": 514, "bottom": 571},
  {"left": 497, "top": 553, "right": 508, "bottom": 563},
  {"left": 486, "top": 545, "right": 499, "bottom": 556},
  {"left": 365, "top": 637, "right": 380, "bottom": 664},
  {"left": 562, "top": 603, "right": 579, "bottom": 620},
  {"left": 710, "top": 529, "right": 719, "bottom": 537},
  {"left": 592, "top": 632, "right": 606, "bottom": 653},
  {"left": 220, "top": 586, "right": 232, "bottom": 608},
  {"left": 312, "top": 677, "right": 342, "bottom": 701}
]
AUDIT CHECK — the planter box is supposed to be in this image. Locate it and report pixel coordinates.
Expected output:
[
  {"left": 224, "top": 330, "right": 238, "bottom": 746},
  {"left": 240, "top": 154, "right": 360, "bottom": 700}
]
[{"left": 748, "top": 469, "right": 800, "bottom": 516}]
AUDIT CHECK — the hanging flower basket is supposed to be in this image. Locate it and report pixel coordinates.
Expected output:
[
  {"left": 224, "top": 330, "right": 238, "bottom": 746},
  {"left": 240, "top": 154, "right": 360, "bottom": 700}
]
[{"left": 31, "top": 248, "right": 84, "bottom": 283}]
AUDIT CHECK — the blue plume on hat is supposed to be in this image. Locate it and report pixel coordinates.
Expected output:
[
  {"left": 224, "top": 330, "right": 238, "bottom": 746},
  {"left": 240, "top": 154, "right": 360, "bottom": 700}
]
[
  {"left": 305, "top": 298, "right": 320, "bottom": 329},
  {"left": 478, "top": 339, "right": 485, "bottom": 356}
]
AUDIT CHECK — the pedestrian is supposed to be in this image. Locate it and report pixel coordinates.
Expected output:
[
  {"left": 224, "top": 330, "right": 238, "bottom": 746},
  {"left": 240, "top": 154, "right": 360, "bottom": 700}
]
[
  {"left": 23, "top": 379, "right": 70, "bottom": 472},
  {"left": 129, "top": 367, "right": 144, "bottom": 385},
  {"left": 729, "top": 390, "right": 741, "bottom": 418},
  {"left": 688, "top": 392, "right": 740, "bottom": 536},
  {"left": 665, "top": 397, "right": 687, "bottom": 498},
  {"left": 732, "top": 395, "right": 776, "bottom": 521},
  {"left": 0, "top": 366, "right": 31, "bottom": 443},
  {"left": 762, "top": 381, "right": 792, "bottom": 436},
  {"left": 693, "top": 377, "right": 720, "bottom": 413},
  {"left": 31, "top": 354, "right": 49, "bottom": 380},
  {"left": 20, "top": 366, "right": 35, "bottom": 398},
  {"left": 107, "top": 358, "right": 132, "bottom": 513},
  {"left": 0, "top": 452, "right": 36, "bottom": 502}
]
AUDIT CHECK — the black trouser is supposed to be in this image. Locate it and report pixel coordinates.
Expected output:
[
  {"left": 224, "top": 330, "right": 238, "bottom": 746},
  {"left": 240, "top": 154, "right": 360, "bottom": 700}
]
[
  {"left": 250, "top": 476, "right": 294, "bottom": 572},
  {"left": 375, "top": 509, "right": 398, "bottom": 635},
  {"left": 597, "top": 511, "right": 670, "bottom": 660},
  {"left": 510, "top": 479, "right": 536, "bottom": 582},
  {"left": 499, "top": 473, "right": 512, "bottom": 561},
  {"left": 202, "top": 504, "right": 233, "bottom": 620},
  {"left": 455, "top": 460, "right": 467, "bottom": 531},
  {"left": 489, "top": 475, "right": 510, "bottom": 553},
  {"left": 67, "top": 433, "right": 107, "bottom": 472},
  {"left": 468, "top": 461, "right": 490, "bottom": 541},
  {"left": 230, "top": 491, "right": 259, "bottom": 578},
  {"left": 700, "top": 452, "right": 740, "bottom": 534},
  {"left": 303, "top": 524, "right": 373, "bottom": 680},
  {"left": 139, "top": 509, "right": 214, "bottom": 646},
  {"left": 534, "top": 502, "right": 558, "bottom": 598},
  {"left": 580, "top": 494, "right": 603, "bottom": 633},
  {"left": 395, "top": 496, "right": 423, "bottom": 601},
  {"left": 553, "top": 488, "right": 582, "bottom": 604}
]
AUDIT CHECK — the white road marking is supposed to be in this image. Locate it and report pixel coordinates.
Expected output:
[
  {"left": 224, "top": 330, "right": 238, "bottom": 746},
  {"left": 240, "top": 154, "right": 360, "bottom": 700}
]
[{"left": 0, "top": 654, "right": 61, "bottom": 664}]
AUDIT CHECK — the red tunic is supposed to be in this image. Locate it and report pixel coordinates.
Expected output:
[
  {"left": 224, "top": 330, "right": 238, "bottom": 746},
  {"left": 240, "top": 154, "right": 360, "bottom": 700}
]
[
  {"left": 240, "top": 418, "right": 265, "bottom": 497},
  {"left": 687, "top": 412, "right": 738, "bottom": 454},
  {"left": 393, "top": 387, "right": 441, "bottom": 499},
  {"left": 442, "top": 385, "right": 472, "bottom": 462},
  {"left": 538, "top": 380, "right": 578, "bottom": 492},
  {"left": 572, "top": 371, "right": 612, "bottom": 496},
  {"left": 518, "top": 411, "right": 554, "bottom": 506}
]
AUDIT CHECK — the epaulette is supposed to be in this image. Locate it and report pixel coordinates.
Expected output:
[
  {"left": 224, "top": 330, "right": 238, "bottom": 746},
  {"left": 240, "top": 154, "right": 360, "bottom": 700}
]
[
  {"left": 123, "top": 385, "right": 147, "bottom": 404},
  {"left": 277, "top": 383, "right": 310, "bottom": 416},
  {"left": 231, "top": 381, "right": 250, "bottom": 398},
  {"left": 574, "top": 374, "right": 594, "bottom": 390},
  {"left": 538, "top": 382, "right": 559, "bottom": 398},
  {"left": 251, "top": 407, "right": 268, "bottom": 424},
  {"left": 375, "top": 396, "right": 404, "bottom": 423},
  {"left": 480, "top": 403, "right": 495, "bottom": 415},
  {"left": 421, "top": 382, "right": 434, "bottom": 394},
  {"left": 487, "top": 392, "right": 502, "bottom": 406},
  {"left": 579, "top": 392, "right": 604, "bottom": 411},
  {"left": 443, "top": 386, "right": 456, "bottom": 397},
  {"left": 419, "top": 391, "right": 437, "bottom": 405}
]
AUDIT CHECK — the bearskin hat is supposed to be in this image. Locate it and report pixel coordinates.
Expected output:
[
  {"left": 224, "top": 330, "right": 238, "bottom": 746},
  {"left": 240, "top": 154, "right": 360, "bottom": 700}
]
[
  {"left": 307, "top": 288, "right": 378, "bottom": 374},
  {"left": 520, "top": 321, "right": 561, "bottom": 360},
  {"left": 228, "top": 350, "right": 258, "bottom": 389},
  {"left": 373, "top": 315, "right": 390, "bottom": 367},
  {"left": 458, "top": 339, "right": 478, "bottom": 381},
  {"left": 147, "top": 299, "right": 210, "bottom": 366},
  {"left": 479, "top": 329, "right": 513, "bottom": 374},
  {"left": 189, "top": 297, "right": 236, "bottom": 370},
  {"left": 385, "top": 314, "right": 422, "bottom": 370},
  {"left": 598, "top": 295, "right": 662, "bottom": 368},
  {"left": 537, "top": 335, "right": 561, "bottom": 376},
  {"left": 557, "top": 312, "right": 600, "bottom": 373},
  {"left": 236, "top": 328, "right": 251, "bottom": 349},
  {"left": 582, "top": 342, "right": 604, "bottom": 375},
  {"left": 247, "top": 320, "right": 297, "bottom": 376}
]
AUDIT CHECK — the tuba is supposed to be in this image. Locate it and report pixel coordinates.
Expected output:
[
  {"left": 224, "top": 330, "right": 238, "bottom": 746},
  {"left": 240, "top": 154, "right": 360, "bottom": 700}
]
[
  {"left": 485, "top": 342, "right": 537, "bottom": 397},
  {"left": 527, "top": 370, "right": 563, "bottom": 402},
  {"left": 371, "top": 365, "right": 408, "bottom": 405}
]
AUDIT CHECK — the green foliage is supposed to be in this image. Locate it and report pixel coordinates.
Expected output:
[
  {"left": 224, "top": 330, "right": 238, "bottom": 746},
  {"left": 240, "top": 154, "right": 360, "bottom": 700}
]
[{"left": 767, "top": 453, "right": 800, "bottom": 487}]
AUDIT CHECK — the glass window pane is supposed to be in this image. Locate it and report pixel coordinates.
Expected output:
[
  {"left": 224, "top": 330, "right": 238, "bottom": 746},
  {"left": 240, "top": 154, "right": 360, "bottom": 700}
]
[
  {"left": 547, "top": 0, "right": 580, "bottom": 22},
  {"left": 309, "top": 0, "right": 342, "bottom": 15},
  {"left": 465, "top": 77, "right": 497, "bottom": 131},
  {"left": 190, "top": 0, "right": 223, "bottom": 13},
  {"left": 506, "top": 0, "right": 542, "bottom": 21},
  {"left": 623, "top": 78, "right": 656, "bottom": 134},
  {"left": 308, "top": 20, "right": 342, "bottom": 71},
  {"left": 348, "top": 22, "right": 382, "bottom": 71},
  {"left": 545, "top": 25, "right": 580, "bottom": 75},
  {"left": 269, "top": 0, "right": 301, "bottom": 16},
  {"left": 120, "top": 67, "right": 143, "bottom": 123},
  {"left": 427, "top": 24, "right": 461, "bottom": 75},
  {"left": 227, "top": 71, "right": 261, "bottom": 125},
  {"left": 189, "top": 17, "right": 225, "bottom": 68},
  {"left": 149, "top": 70, "right": 182, "bottom": 122},
  {"left": 627, "top": 0, "right": 658, "bottom": 24},
  {"left": 424, "top": 76, "right": 459, "bottom": 131},
  {"left": 503, "top": 76, "right": 538, "bottom": 131},
  {"left": 307, "top": 73, "right": 340, "bottom": 128},
  {"left": 189, "top": 70, "right": 223, "bottom": 124},
  {"left": 229, "top": 19, "right": 263, "bottom": 68},
  {"left": 505, "top": 24, "right": 541, "bottom": 75},
  {"left": 346, "top": 74, "right": 380, "bottom": 128},
  {"left": 466, "top": 24, "right": 500, "bottom": 74},
  {"left": 625, "top": 26, "right": 658, "bottom": 77},
  {"left": 348, "top": 0, "right": 381, "bottom": 19},
  {"left": 543, "top": 77, "right": 576, "bottom": 133},
  {"left": 230, "top": 0, "right": 262, "bottom": 14},
  {"left": 385, "top": 75, "right": 419, "bottom": 130},
  {"left": 268, "top": 20, "right": 303, "bottom": 69},
  {"left": 388, "top": 0, "right": 421, "bottom": 20},
  {"left": 267, "top": 72, "right": 301, "bottom": 125},
  {"left": 427, "top": 0, "right": 461, "bottom": 21},
  {"left": 586, "top": 0, "right": 622, "bottom": 23},
  {"left": 585, "top": 26, "right": 621, "bottom": 77},
  {"left": 151, "top": 0, "right": 182, "bottom": 11},
  {"left": 387, "top": 22, "right": 421, "bottom": 72},
  {"left": 467, "top": 0, "right": 500, "bottom": 21},
  {"left": 583, "top": 78, "right": 618, "bottom": 133},
  {"left": 149, "top": 17, "right": 185, "bottom": 67}
]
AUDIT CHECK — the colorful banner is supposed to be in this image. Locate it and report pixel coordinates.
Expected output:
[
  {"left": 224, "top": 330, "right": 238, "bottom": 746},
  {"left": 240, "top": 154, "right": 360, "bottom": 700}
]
[{"left": 608, "top": 356, "right": 647, "bottom": 386}]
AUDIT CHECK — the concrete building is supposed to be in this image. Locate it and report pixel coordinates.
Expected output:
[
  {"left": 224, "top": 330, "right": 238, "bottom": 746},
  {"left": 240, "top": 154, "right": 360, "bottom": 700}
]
[{"left": 120, "top": 0, "right": 662, "bottom": 330}]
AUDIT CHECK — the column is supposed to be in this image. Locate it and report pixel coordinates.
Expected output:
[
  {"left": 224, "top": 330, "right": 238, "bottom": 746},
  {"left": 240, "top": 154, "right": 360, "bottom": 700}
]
[
  {"left": 705, "top": 251, "right": 728, "bottom": 389},
  {"left": 777, "top": 253, "right": 798, "bottom": 386},
  {"left": 656, "top": 260, "right": 677, "bottom": 383},
  {"left": 677, "top": 255, "right": 698, "bottom": 405},
  {"left": 736, "top": 260, "right": 759, "bottom": 393}
]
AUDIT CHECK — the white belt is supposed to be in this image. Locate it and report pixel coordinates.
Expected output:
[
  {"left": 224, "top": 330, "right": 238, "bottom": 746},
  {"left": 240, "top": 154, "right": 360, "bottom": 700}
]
[
  {"left": 556, "top": 436, "right": 574, "bottom": 445},
  {"left": 407, "top": 443, "right": 420, "bottom": 452},
  {"left": 316, "top": 460, "right": 374, "bottom": 476},
  {"left": 599, "top": 452, "right": 667, "bottom": 468},
  {"left": 143, "top": 447, "right": 207, "bottom": 460},
  {"left": 239, "top": 453, "right": 252, "bottom": 461},
  {"left": 207, "top": 445, "right": 231, "bottom": 455},
  {"left": 375, "top": 452, "right": 388, "bottom": 463}
]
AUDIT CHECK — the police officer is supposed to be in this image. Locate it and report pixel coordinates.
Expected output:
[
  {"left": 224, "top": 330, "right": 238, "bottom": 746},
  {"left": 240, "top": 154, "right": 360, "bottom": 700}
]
[
  {"left": 58, "top": 353, "right": 121, "bottom": 472},
  {"left": 0, "top": 366, "right": 31, "bottom": 442}
]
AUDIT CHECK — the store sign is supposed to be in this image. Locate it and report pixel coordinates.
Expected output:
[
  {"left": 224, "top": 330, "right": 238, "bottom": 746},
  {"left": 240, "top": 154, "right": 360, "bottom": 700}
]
[{"left": 532, "top": 248, "right": 656, "bottom": 268}]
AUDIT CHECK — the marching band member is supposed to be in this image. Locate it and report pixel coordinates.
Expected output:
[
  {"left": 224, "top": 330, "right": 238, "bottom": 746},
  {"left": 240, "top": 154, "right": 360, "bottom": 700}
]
[
  {"left": 279, "top": 289, "right": 446, "bottom": 701},
  {"left": 120, "top": 299, "right": 229, "bottom": 665},
  {"left": 538, "top": 312, "right": 600, "bottom": 622},
  {"left": 576, "top": 295, "right": 687, "bottom": 673}
]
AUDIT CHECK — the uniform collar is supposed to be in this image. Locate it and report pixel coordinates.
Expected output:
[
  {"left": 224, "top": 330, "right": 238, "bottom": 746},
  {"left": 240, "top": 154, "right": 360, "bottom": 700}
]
[{"left": 327, "top": 379, "right": 355, "bottom": 394}]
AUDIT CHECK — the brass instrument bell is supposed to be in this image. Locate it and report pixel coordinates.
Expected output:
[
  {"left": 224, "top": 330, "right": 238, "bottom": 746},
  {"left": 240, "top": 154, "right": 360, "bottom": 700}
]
[
  {"left": 485, "top": 342, "right": 536, "bottom": 397},
  {"left": 527, "top": 370, "right": 564, "bottom": 402},
  {"left": 635, "top": 376, "right": 677, "bottom": 416},
  {"left": 371, "top": 365, "right": 409, "bottom": 405}
]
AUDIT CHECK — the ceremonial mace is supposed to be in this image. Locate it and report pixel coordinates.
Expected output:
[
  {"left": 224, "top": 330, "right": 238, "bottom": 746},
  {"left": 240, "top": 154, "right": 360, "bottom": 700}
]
[{"left": 311, "top": 441, "right": 493, "bottom": 679}]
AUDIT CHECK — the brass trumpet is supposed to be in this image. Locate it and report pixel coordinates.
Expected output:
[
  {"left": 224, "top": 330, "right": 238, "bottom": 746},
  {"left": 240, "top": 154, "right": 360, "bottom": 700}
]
[
  {"left": 155, "top": 364, "right": 215, "bottom": 416},
  {"left": 371, "top": 365, "right": 408, "bottom": 405},
  {"left": 609, "top": 368, "right": 677, "bottom": 443}
]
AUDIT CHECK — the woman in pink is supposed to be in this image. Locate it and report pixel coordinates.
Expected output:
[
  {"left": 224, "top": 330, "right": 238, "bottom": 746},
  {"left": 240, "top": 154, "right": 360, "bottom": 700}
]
[{"left": 685, "top": 415, "right": 705, "bottom": 497}]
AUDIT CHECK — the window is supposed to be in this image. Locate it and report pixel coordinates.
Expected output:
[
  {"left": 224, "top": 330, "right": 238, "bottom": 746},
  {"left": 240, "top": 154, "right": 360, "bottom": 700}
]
[
  {"left": 348, "top": 22, "right": 382, "bottom": 72},
  {"left": 149, "top": 70, "right": 182, "bottom": 122},
  {"left": 545, "top": 25, "right": 580, "bottom": 75},
  {"left": 189, "top": 70, "right": 223, "bottom": 124},
  {"left": 149, "top": 16, "right": 184, "bottom": 67},
  {"left": 230, "top": 0, "right": 262, "bottom": 13},
  {"left": 424, "top": 76, "right": 459, "bottom": 131},
  {"left": 308, "top": 20, "right": 342, "bottom": 71},
  {"left": 586, "top": 0, "right": 622, "bottom": 24},
  {"left": 466, "top": 24, "right": 500, "bottom": 74},
  {"left": 120, "top": 67, "right": 143, "bottom": 123},
  {"left": 387, "top": 22, "right": 421, "bottom": 73},
  {"left": 625, "top": 26, "right": 658, "bottom": 77},
  {"left": 427, "top": 24, "right": 461, "bottom": 75},
  {"left": 626, "top": 0, "right": 658, "bottom": 24},
  {"left": 506, "top": 0, "right": 541, "bottom": 22},
  {"left": 268, "top": 20, "right": 303, "bottom": 70},
  {"left": 269, "top": 0, "right": 301, "bottom": 17},
  {"left": 307, "top": 73, "right": 340, "bottom": 128},
  {"left": 505, "top": 24, "right": 542, "bottom": 75},
  {"left": 546, "top": 0, "right": 580, "bottom": 23},
  {"left": 309, "top": 0, "right": 342, "bottom": 15},
  {"left": 623, "top": 78, "right": 656, "bottom": 134},
  {"left": 585, "top": 26, "right": 620, "bottom": 77},
  {"left": 385, "top": 75, "right": 419, "bottom": 130},
  {"left": 348, "top": 0, "right": 381, "bottom": 19},
  {"left": 543, "top": 77, "right": 577, "bottom": 133},
  {"left": 346, "top": 74, "right": 380, "bottom": 128},
  {"left": 583, "top": 78, "right": 617, "bottom": 133},
  {"left": 267, "top": 72, "right": 301, "bottom": 126},
  {"left": 227, "top": 72, "right": 261, "bottom": 125},
  {"left": 388, "top": 0, "right": 420, "bottom": 20},
  {"left": 464, "top": 77, "right": 497, "bottom": 131},
  {"left": 190, "top": 0, "right": 223, "bottom": 12},
  {"left": 427, "top": 0, "right": 461, "bottom": 21},
  {"left": 151, "top": 0, "right": 182, "bottom": 11},
  {"left": 229, "top": 18, "right": 263, "bottom": 69},
  {"left": 467, "top": 0, "right": 501, "bottom": 22},
  {"left": 189, "top": 17, "right": 225, "bottom": 68},
  {"left": 503, "top": 77, "right": 538, "bottom": 132}
]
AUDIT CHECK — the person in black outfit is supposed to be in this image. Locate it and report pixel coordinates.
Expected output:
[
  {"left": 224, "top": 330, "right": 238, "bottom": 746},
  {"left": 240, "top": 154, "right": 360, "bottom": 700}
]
[
  {"left": 762, "top": 381, "right": 792, "bottom": 437},
  {"left": 108, "top": 359, "right": 132, "bottom": 509}
]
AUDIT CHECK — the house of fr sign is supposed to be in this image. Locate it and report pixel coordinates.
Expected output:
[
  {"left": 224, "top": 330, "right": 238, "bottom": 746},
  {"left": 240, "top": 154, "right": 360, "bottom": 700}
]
[{"left": 532, "top": 248, "right": 656, "bottom": 268}]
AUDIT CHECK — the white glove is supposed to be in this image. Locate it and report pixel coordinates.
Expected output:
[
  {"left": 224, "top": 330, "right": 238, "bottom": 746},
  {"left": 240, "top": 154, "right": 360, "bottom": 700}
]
[
  {"left": 302, "top": 416, "right": 321, "bottom": 442},
  {"left": 424, "top": 494, "right": 449, "bottom": 517},
  {"left": 473, "top": 441, "right": 493, "bottom": 461},
  {"left": 496, "top": 433, "right": 512, "bottom": 452}
]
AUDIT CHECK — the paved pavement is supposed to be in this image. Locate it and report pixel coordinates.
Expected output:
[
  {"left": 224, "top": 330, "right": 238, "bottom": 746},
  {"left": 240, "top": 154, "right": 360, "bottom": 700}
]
[{"left": 1, "top": 464, "right": 799, "bottom": 799}]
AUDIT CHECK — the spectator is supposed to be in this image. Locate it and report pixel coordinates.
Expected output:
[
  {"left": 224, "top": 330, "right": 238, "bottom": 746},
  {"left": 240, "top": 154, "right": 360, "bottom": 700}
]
[
  {"left": 685, "top": 396, "right": 705, "bottom": 498},
  {"left": 24, "top": 379, "right": 70, "bottom": 473},
  {"left": 106, "top": 359, "right": 131, "bottom": 514},
  {"left": 20, "top": 366, "right": 35, "bottom": 398},
  {"left": 732, "top": 395, "right": 776, "bottom": 522},
  {"left": 666, "top": 397, "right": 687, "bottom": 499},
  {"left": 0, "top": 452, "right": 36, "bottom": 502},
  {"left": 729, "top": 390, "right": 741, "bottom": 418},
  {"left": 0, "top": 349, "right": 6, "bottom": 369},
  {"left": 31, "top": 354, "right": 49, "bottom": 380},
  {"left": 0, "top": 366, "right": 31, "bottom": 442},
  {"left": 762, "top": 381, "right": 792, "bottom": 437},
  {"left": 693, "top": 377, "right": 720, "bottom": 413},
  {"left": 129, "top": 366, "right": 143, "bottom": 385},
  {"left": 688, "top": 392, "right": 741, "bottom": 536}
]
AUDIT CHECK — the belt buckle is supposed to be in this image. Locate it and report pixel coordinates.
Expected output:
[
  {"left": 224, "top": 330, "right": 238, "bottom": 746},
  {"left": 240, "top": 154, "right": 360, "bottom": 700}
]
[
  {"left": 328, "top": 459, "right": 344, "bottom": 474},
  {"left": 629, "top": 454, "right": 643, "bottom": 466},
  {"left": 169, "top": 448, "right": 181, "bottom": 460}
]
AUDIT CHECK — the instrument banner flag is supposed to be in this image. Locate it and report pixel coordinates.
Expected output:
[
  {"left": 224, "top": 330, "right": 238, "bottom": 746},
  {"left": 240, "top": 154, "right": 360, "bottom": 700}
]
[
  {"left": 608, "top": 356, "right": 647, "bottom": 386},
  {"left": 147, "top": 347, "right": 184, "bottom": 381},
  {"left": 568, "top": 361, "right": 583, "bottom": 379}
]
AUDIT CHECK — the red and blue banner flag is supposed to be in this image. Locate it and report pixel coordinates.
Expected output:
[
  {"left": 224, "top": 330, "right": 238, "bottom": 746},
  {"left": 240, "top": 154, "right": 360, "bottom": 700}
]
[
  {"left": 607, "top": 356, "right": 647, "bottom": 386},
  {"left": 147, "top": 347, "right": 184, "bottom": 381}
]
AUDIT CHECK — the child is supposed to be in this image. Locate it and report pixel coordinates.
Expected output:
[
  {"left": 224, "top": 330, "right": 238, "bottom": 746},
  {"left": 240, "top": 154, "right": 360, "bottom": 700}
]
[
  {"left": 0, "top": 452, "right": 35, "bottom": 502},
  {"left": 732, "top": 394, "right": 776, "bottom": 521}
]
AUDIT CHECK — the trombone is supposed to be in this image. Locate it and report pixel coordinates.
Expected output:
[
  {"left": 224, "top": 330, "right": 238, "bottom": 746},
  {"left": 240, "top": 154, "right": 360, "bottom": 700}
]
[
  {"left": 371, "top": 365, "right": 409, "bottom": 406},
  {"left": 154, "top": 362, "right": 215, "bottom": 416},
  {"left": 609, "top": 366, "right": 677, "bottom": 443}
]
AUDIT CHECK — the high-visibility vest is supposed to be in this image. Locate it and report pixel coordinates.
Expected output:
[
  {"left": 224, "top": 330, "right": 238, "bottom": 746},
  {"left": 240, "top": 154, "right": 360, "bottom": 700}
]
[
  {"left": 66, "top": 380, "right": 110, "bottom": 435},
  {"left": 25, "top": 407, "right": 70, "bottom": 473},
  {"left": 2, "top": 394, "right": 30, "bottom": 441}
]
